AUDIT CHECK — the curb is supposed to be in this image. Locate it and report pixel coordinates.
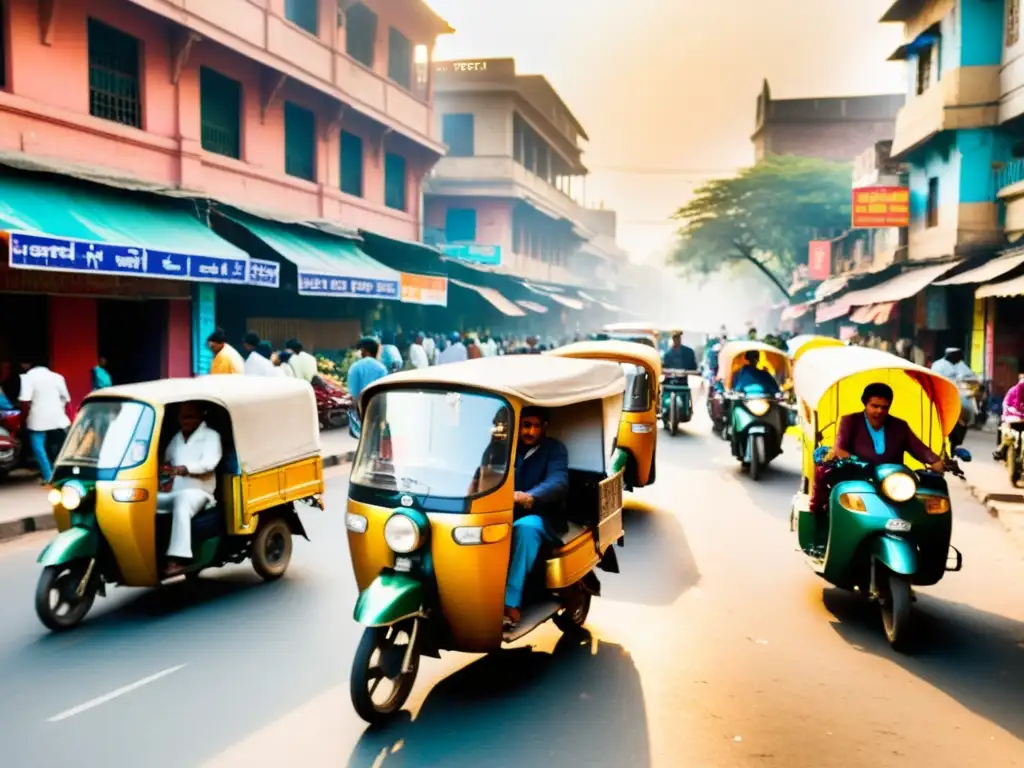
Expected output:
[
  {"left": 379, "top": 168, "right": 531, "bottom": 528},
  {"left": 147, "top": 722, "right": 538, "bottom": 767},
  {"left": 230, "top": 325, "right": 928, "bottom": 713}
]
[{"left": 0, "top": 451, "right": 355, "bottom": 544}]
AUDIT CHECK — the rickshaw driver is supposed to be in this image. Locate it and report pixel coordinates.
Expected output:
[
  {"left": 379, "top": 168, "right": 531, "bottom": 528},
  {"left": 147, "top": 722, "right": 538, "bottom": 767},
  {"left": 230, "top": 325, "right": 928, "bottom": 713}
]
[
  {"left": 663, "top": 331, "right": 698, "bottom": 370},
  {"left": 157, "top": 401, "right": 224, "bottom": 576},
  {"left": 504, "top": 406, "right": 570, "bottom": 630},
  {"left": 733, "top": 350, "right": 781, "bottom": 394},
  {"left": 809, "top": 383, "right": 945, "bottom": 514}
]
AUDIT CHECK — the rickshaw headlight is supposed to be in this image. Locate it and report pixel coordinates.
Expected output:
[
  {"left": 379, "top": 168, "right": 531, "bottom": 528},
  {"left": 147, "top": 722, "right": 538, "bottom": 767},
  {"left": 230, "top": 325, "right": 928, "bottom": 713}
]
[
  {"left": 746, "top": 398, "right": 770, "bottom": 417},
  {"left": 881, "top": 472, "right": 917, "bottom": 503},
  {"left": 47, "top": 488, "right": 63, "bottom": 507},
  {"left": 60, "top": 484, "right": 83, "bottom": 511},
  {"left": 384, "top": 513, "right": 423, "bottom": 554}
]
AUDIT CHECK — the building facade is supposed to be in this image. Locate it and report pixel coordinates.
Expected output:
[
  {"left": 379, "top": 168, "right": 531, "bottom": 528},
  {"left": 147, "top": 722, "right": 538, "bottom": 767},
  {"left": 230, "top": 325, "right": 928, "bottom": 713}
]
[
  {"left": 423, "top": 58, "right": 627, "bottom": 288},
  {"left": 0, "top": 0, "right": 452, "bottom": 406},
  {"left": 751, "top": 80, "right": 905, "bottom": 162}
]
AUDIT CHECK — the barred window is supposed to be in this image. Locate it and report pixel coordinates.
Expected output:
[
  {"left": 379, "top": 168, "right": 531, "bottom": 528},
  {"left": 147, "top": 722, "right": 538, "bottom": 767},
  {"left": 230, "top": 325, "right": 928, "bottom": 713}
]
[
  {"left": 1009, "top": 0, "right": 1020, "bottom": 47},
  {"left": 87, "top": 19, "right": 142, "bottom": 128},
  {"left": 200, "top": 68, "right": 241, "bottom": 159}
]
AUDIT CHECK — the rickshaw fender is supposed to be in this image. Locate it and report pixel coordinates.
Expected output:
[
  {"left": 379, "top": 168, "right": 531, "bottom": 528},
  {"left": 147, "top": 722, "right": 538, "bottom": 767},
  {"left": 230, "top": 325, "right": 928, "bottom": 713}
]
[
  {"left": 37, "top": 527, "right": 98, "bottom": 566},
  {"left": 353, "top": 572, "right": 424, "bottom": 627},
  {"left": 280, "top": 507, "right": 308, "bottom": 540},
  {"left": 871, "top": 535, "right": 917, "bottom": 577}
]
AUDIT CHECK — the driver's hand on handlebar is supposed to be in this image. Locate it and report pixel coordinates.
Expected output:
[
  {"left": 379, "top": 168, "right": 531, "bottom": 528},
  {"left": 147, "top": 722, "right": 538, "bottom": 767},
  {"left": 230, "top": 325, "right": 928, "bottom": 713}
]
[{"left": 928, "top": 460, "right": 946, "bottom": 473}]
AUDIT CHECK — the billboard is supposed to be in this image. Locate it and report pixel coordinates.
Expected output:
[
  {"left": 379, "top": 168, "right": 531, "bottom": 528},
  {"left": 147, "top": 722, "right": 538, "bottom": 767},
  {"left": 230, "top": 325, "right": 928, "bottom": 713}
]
[
  {"left": 400, "top": 273, "right": 448, "bottom": 306},
  {"left": 808, "top": 240, "right": 832, "bottom": 281},
  {"left": 852, "top": 186, "right": 910, "bottom": 228},
  {"left": 439, "top": 243, "right": 502, "bottom": 266}
]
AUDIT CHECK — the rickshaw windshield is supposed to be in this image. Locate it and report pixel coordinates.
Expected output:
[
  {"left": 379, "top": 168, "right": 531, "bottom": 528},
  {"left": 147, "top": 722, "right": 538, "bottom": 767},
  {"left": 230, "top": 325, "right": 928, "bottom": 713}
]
[
  {"left": 58, "top": 400, "right": 156, "bottom": 469},
  {"left": 620, "top": 363, "right": 652, "bottom": 412},
  {"left": 352, "top": 390, "right": 512, "bottom": 499}
]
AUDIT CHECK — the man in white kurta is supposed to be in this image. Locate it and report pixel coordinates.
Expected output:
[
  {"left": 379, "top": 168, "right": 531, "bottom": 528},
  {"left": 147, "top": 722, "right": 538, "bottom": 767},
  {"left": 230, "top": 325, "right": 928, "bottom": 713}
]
[{"left": 156, "top": 402, "right": 223, "bottom": 574}]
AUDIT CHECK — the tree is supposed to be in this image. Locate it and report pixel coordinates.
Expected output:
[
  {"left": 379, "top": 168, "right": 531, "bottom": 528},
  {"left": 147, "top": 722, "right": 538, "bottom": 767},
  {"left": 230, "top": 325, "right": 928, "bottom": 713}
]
[{"left": 670, "top": 155, "right": 853, "bottom": 297}]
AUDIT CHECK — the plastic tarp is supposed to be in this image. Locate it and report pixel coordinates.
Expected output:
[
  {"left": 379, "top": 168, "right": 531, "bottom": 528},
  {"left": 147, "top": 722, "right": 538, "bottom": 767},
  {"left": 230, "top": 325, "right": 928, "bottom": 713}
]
[
  {"left": 842, "top": 261, "right": 962, "bottom": 307},
  {"left": 976, "top": 274, "right": 1024, "bottom": 299},
  {"left": 933, "top": 252, "right": 1024, "bottom": 286}
]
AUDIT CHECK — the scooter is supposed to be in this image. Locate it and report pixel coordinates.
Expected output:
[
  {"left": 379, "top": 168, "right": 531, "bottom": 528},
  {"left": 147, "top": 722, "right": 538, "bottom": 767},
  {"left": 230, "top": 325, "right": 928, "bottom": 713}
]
[
  {"left": 792, "top": 450, "right": 971, "bottom": 651},
  {"left": 661, "top": 369, "right": 698, "bottom": 436},
  {"left": 726, "top": 389, "right": 788, "bottom": 481}
]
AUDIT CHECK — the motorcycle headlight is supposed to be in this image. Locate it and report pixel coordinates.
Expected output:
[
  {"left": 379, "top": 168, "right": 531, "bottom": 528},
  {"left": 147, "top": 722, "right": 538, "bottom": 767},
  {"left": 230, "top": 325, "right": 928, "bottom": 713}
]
[
  {"left": 881, "top": 472, "right": 917, "bottom": 503},
  {"left": 746, "top": 399, "right": 770, "bottom": 416},
  {"left": 383, "top": 513, "right": 423, "bottom": 554}
]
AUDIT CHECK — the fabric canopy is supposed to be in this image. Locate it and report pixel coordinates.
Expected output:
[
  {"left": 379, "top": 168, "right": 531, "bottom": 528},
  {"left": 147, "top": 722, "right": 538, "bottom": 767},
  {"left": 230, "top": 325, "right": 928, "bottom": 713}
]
[
  {"left": 842, "top": 261, "right": 962, "bottom": 307},
  {"left": 449, "top": 278, "right": 526, "bottom": 316},
  {"left": 0, "top": 171, "right": 250, "bottom": 284},
  {"left": 517, "top": 300, "right": 550, "bottom": 314},
  {"left": 781, "top": 304, "right": 811, "bottom": 321},
  {"left": 934, "top": 252, "right": 1024, "bottom": 286},
  {"left": 976, "top": 274, "right": 1024, "bottom": 299},
  {"left": 815, "top": 298, "right": 852, "bottom": 324},
  {"left": 226, "top": 213, "right": 400, "bottom": 300}
]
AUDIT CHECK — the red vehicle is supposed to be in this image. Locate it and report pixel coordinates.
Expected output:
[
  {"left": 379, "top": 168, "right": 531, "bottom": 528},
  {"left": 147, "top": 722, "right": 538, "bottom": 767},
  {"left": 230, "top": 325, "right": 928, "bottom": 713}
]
[
  {"left": 0, "top": 408, "right": 24, "bottom": 479},
  {"left": 313, "top": 379, "right": 351, "bottom": 430}
]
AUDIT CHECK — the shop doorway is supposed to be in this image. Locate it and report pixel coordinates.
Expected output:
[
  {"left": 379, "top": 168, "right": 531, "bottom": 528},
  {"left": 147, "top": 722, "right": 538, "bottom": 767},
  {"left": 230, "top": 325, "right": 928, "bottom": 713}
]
[
  {"left": 97, "top": 299, "right": 164, "bottom": 385},
  {"left": 0, "top": 292, "right": 48, "bottom": 402}
]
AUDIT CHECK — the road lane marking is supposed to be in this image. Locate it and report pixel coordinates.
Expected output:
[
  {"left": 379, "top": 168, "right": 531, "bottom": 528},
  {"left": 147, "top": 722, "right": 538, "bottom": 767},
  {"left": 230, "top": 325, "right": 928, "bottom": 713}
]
[{"left": 46, "top": 664, "right": 186, "bottom": 722}]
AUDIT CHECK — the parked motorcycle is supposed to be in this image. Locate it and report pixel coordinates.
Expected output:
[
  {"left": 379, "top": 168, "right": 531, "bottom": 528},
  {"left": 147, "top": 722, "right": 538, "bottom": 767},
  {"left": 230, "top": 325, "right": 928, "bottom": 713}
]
[
  {"left": 313, "top": 379, "right": 351, "bottom": 430},
  {"left": 0, "top": 408, "right": 24, "bottom": 479}
]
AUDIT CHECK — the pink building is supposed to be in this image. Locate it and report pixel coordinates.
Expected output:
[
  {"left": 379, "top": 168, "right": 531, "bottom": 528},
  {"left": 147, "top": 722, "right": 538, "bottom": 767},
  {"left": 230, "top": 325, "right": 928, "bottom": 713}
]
[{"left": 0, "top": 0, "right": 451, "bottom": 405}]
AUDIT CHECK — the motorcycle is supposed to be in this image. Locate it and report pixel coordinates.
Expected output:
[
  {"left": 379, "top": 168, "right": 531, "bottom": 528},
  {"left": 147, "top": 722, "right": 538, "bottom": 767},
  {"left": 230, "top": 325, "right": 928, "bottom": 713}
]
[
  {"left": 725, "top": 390, "right": 789, "bottom": 480},
  {"left": 313, "top": 379, "right": 352, "bottom": 430},
  {"left": 0, "top": 408, "right": 25, "bottom": 479},
  {"left": 1002, "top": 420, "right": 1024, "bottom": 488},
  {"left": 660, "top": 369, "right": 698, "bottom": 435}
]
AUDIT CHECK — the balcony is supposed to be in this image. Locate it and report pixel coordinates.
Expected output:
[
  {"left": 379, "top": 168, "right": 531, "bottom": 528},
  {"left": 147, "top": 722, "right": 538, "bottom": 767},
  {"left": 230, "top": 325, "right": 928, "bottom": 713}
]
[
  {"left": 997, "top": 159, "right": 1024, "bottom": 239},
  {"left": 125, "top": 0, "right": 440, "bottom": 150},
  {"left": 890, "top": 66, "right": 999, "bottom": 157},
  {"left": 427, "top": 155, "right": 593, "bottom": 234}
]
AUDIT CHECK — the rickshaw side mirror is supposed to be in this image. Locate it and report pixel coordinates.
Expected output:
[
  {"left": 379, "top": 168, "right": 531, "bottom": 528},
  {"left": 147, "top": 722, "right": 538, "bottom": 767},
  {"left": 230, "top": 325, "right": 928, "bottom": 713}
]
[{"left": 953, "top": 447, "right": 972, "bottom": 463}]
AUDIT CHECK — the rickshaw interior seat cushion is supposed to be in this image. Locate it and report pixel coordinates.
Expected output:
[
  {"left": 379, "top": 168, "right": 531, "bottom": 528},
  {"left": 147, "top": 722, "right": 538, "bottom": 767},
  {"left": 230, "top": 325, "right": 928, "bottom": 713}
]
[{"left": 565, "top": 470, "right": 602, "bottom": 526}]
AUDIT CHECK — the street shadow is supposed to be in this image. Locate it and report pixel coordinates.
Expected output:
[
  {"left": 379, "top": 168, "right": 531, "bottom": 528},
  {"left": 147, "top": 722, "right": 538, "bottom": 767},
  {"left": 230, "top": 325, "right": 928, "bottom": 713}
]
[
  {"left": 822, "top": 587, "right": 1024, "bottom": 739},
  {"left": 600, "top": 500, "right": 701, "bottom": 606},
  {"left": 347, "top": 631, "right": 651, "bottom": 768}
]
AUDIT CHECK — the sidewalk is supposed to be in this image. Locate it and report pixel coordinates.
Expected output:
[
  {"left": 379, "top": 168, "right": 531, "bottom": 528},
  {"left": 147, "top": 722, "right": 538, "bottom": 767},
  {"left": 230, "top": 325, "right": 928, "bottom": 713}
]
[
  {"left": 0, "top": 429, "right": 357, "bottom": 543},
  {"left": 961, "top": 427, "right": 1024, "bottom": 540}
]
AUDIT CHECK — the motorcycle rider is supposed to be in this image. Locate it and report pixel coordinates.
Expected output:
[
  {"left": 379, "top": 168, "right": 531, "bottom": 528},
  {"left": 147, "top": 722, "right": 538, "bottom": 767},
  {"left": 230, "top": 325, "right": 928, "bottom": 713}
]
[
  {"left": 994, "top": 373, "right": 1024, "bottom": 461},
  {"left": 662, "top": 331, "right": 698, "bottom": 371}
]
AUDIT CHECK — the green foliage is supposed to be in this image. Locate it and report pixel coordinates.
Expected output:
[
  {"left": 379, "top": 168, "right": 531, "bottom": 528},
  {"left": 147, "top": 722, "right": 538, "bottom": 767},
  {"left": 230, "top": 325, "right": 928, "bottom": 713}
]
[{"left": 670, "top": 156, "right": 853, "bottom": 296}]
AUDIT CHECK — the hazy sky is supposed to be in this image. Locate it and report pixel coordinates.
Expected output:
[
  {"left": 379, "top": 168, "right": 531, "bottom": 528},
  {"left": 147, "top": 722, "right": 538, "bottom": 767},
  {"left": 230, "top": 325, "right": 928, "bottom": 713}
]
[{"left": 428, "top": 0, "right": 906, "bottom": 263}]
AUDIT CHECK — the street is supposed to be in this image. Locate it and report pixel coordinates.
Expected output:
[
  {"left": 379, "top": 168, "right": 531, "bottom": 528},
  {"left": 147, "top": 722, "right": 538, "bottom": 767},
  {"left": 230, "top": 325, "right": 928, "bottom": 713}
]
[{"left": 1, "top": 416, "right": 1024, "bottom": 767}]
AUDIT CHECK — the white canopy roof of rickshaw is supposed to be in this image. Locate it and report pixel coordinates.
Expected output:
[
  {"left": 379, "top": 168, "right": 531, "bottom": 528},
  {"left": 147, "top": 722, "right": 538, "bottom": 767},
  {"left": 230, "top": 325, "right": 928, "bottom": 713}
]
[
  {"left": 548, "top": 339, "right": 663, "bottom": 374},
  {"left": 718, "top": 340, "right": 792, "bottom": 386},
  {"left": 793, "top": 346, "right": 962, "bottom": 436},
  {"left": 89, "top": 376, "right": 321, "bottom": 474},
  {"left": 360, "top": 355, "right": 626, "bottom": 411},
  {"left": 787, "top": 334, "right": 846, "bottom": 358}
]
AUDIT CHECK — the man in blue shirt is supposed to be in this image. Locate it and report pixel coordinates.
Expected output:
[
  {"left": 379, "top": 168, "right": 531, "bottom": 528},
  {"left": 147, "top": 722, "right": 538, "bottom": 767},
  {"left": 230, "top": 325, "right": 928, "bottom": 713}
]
[
  {"left": 504, "top": 406, "right": 569, "bottom": 630},
  {"left": 347, "top": 338, "right": 389, "bottom": 439},
  {"left": 732, "top": 351, "right": 781, "bottom": 395}
]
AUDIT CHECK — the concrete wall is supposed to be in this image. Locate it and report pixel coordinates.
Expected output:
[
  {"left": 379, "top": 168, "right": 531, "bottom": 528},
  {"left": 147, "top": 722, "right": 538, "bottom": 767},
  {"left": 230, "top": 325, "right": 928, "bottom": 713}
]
[
  {"left": 423, "top": 196, "right": 514, "bottom": 252},
  {"left": 435, "top": 93, "right": 512, "bottom": 156},
  {"left": 759, "top": 120, "right": 898, "bottom": 162},
  {"left": 0, "top": 0, "right": 442, "bottom": 240}
]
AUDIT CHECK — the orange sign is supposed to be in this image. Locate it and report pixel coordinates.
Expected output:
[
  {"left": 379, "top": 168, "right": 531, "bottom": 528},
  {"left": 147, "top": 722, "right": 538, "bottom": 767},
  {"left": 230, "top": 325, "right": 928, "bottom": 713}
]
[
  {"left": 400, "top": 273, "right": 448, "bottom": 306},
  {"left": 852, "top": 186, "right": 910, "bottom": 228}
]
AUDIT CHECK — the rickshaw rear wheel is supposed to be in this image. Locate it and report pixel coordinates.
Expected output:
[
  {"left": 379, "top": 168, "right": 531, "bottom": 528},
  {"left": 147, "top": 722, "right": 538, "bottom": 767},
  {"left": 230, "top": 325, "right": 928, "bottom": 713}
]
[
  {"left": 553, "top": 588, "right": 591, "bottom": 633},
  {"left": 351, "top": 624, "right": 419, "bottom": 725},
  {"left": 251, "top": 518, "right": 293, "bottom": 581},
  {"left": 35, "top": 562, "right": 98, "bottom": 632},
  {"left": 880, "top": 572, "right": 913, "bottom": 652}
]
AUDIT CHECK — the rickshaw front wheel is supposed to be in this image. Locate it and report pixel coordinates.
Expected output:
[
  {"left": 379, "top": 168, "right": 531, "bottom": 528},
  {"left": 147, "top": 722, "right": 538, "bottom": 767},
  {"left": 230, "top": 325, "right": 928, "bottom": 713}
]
[
  {"left": 351, "top": 624, "right": 420, "bottom": 725},
  {"left": 880, "top": 572, "right": 913, "bottom": 652},
  {"left": 553, "top": 588, "right": 591, "bottom": 633},
  {"left": 35, "top": 562, "right": 98, "bottom": 632},
  {"left": 251, "top": 518, "right": 293, "bottom": 581}
]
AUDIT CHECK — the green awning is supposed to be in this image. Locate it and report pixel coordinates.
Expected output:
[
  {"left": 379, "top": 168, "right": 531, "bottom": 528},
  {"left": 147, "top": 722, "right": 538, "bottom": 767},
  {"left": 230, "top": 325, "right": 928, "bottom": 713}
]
[
  {"left": 223, "top": 212, "right": 401, "bottom": 300},
  {"left": 1, "top": 172, "right": 250, "bottom": 284}
]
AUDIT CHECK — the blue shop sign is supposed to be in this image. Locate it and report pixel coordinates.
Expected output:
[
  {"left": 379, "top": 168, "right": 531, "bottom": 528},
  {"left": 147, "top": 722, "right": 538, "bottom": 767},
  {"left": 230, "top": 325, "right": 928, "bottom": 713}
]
[
  {"left": 9, "top": 231, "right": 250, "bottom": 285},
  {"left": 298, "top": 271, "right": 399, "bottom": 300},
  {"left": 248, "top": 258, "right": 281, "bottom": 288},
  {"left": 439, "top": 243, "right": 502, "bottom": 266}
]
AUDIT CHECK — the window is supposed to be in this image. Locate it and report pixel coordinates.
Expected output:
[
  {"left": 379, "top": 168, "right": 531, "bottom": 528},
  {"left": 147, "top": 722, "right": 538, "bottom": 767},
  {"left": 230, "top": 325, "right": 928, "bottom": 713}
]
[
  {"left": 384, "top": 152, "right": 407, "bottom": 211},
  {"left": 916, "top": 44, "right": 934, "bottom": 95},
  {"left": 200, "top": 68, "right": 241, "bottom": 159},
  {"left": 285, "top": 0, "right": 318, "bottom": 36},
  {"left": 284, "top": 102, "right": 316, "bottom": 182},
  {"left": 926, "top": 177, "right": 939, "bottom": 228},
  {"left": 388, "top": 27, "right": 412, "bottom": 89},
  {"left": 445, "top": 208, "right": 477, "bottom": 242},
  {"left": 340, "top": 130, "right": 364, "bottom": 197},
  {"left": 346, "top": 3, "right": 377, "bottom": 68},
  {"left": 87, "top": 19, "right": 142, "bottom": 128},
  {"left": 442, "top": 114, "right": 474, "bottom": 156},
  {"left": 1009, "top": 0, "right": 1020, "bottom": 47}
]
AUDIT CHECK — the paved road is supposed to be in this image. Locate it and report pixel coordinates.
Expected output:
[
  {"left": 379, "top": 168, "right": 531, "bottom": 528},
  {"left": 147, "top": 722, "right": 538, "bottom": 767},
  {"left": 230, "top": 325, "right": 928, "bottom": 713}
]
[{"left": 2, "top": 418, "right": 1024, "bottom": 767}]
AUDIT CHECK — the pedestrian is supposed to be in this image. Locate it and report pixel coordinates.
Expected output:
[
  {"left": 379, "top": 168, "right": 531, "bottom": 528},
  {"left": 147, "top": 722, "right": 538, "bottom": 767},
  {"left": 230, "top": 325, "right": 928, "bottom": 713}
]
[
  {"left": 379, "top": 332, "right": 403, "bottom": 373},
  {"left": 92, "top": 355, "right": 112, "bottom": 391},
  {"left": 273, "top": 350, "right": 297, "bottom": 377},
  {"left": 207, "top": 329, "right": 245, "bottom": 375},
  {"left": 347, "top": 337, "right": 388, "bottom": 439},
  {"left": 284, "top": 339, "right": 318, "bottom": 383},
  {"left": 409, "top": 333, "right": 429, "bottom": 369},
  {"left": 243, "top": 332, "right": 276, "bottom": 377},
  {"left": 439, "top": 332, "right": 468, "bottom": 364},
  {"left": 466, "top": 336, "right": 483, "bottom": 360},
  {"left": 421, "top": 332, "right": 437, "bottom": 366},
  {"left": 18, "top": 356, "right": 71, "bottom": 485},
  {"left": 481, "top": 334, "right": 498, "bottom": 357}
]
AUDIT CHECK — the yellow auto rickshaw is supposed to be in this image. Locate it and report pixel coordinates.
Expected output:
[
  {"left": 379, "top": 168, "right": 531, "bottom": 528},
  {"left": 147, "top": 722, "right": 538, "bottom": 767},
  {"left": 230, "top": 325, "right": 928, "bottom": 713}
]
[
  {"left": 790, "top": 346, "right": 970, "bottom": 649},
  {"left": 345, "top": 356, "right": 627, "bottom": 723},
  {"left": 35, "top": 376, "right": 324, "bottom": 631},
  {"left": 598, "top": 322, "right": 662, "bottom": 348},
  {"left": 787, "top": 334, "right": 845, "bottom": 364},
  {"left": 548, "top": 339, "right": 661, "bottom": 489}
]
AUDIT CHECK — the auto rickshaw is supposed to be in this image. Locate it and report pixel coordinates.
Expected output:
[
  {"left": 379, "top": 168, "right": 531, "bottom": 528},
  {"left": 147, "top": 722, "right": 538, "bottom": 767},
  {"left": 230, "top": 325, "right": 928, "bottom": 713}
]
[
  {"left": 597, "top": 322, "right": 661, "bottom": 349},
  {"left": 787, "top": 334, "right": 845, "bottom": 364},
  {"left": 717, "top": 340, "right": 794, "bottom": 480},
  {"left": 35, "top": 377, "right": 324, "bottom": 631},
  {"left": 548, "top": 340, "right": 660, "bottom": 488},
  {"left": 345, "top": 356, "right": 627, "bottom": 724},
  {"left": 790, "top": 346, "right": 970, "bottom": 650}
]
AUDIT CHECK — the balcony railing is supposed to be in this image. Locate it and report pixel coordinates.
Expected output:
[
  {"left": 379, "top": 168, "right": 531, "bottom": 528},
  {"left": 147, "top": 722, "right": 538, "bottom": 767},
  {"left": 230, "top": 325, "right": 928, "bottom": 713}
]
[{"left": 996, "top": 158, "right": 1024, "bottom": 193}]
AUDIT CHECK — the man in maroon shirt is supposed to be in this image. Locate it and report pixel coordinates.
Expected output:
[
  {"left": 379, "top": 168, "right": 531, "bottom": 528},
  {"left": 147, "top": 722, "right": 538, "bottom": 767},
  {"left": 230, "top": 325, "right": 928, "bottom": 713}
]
[{"left": 810, "top": 383, "right": 945, "bottom": 514}]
